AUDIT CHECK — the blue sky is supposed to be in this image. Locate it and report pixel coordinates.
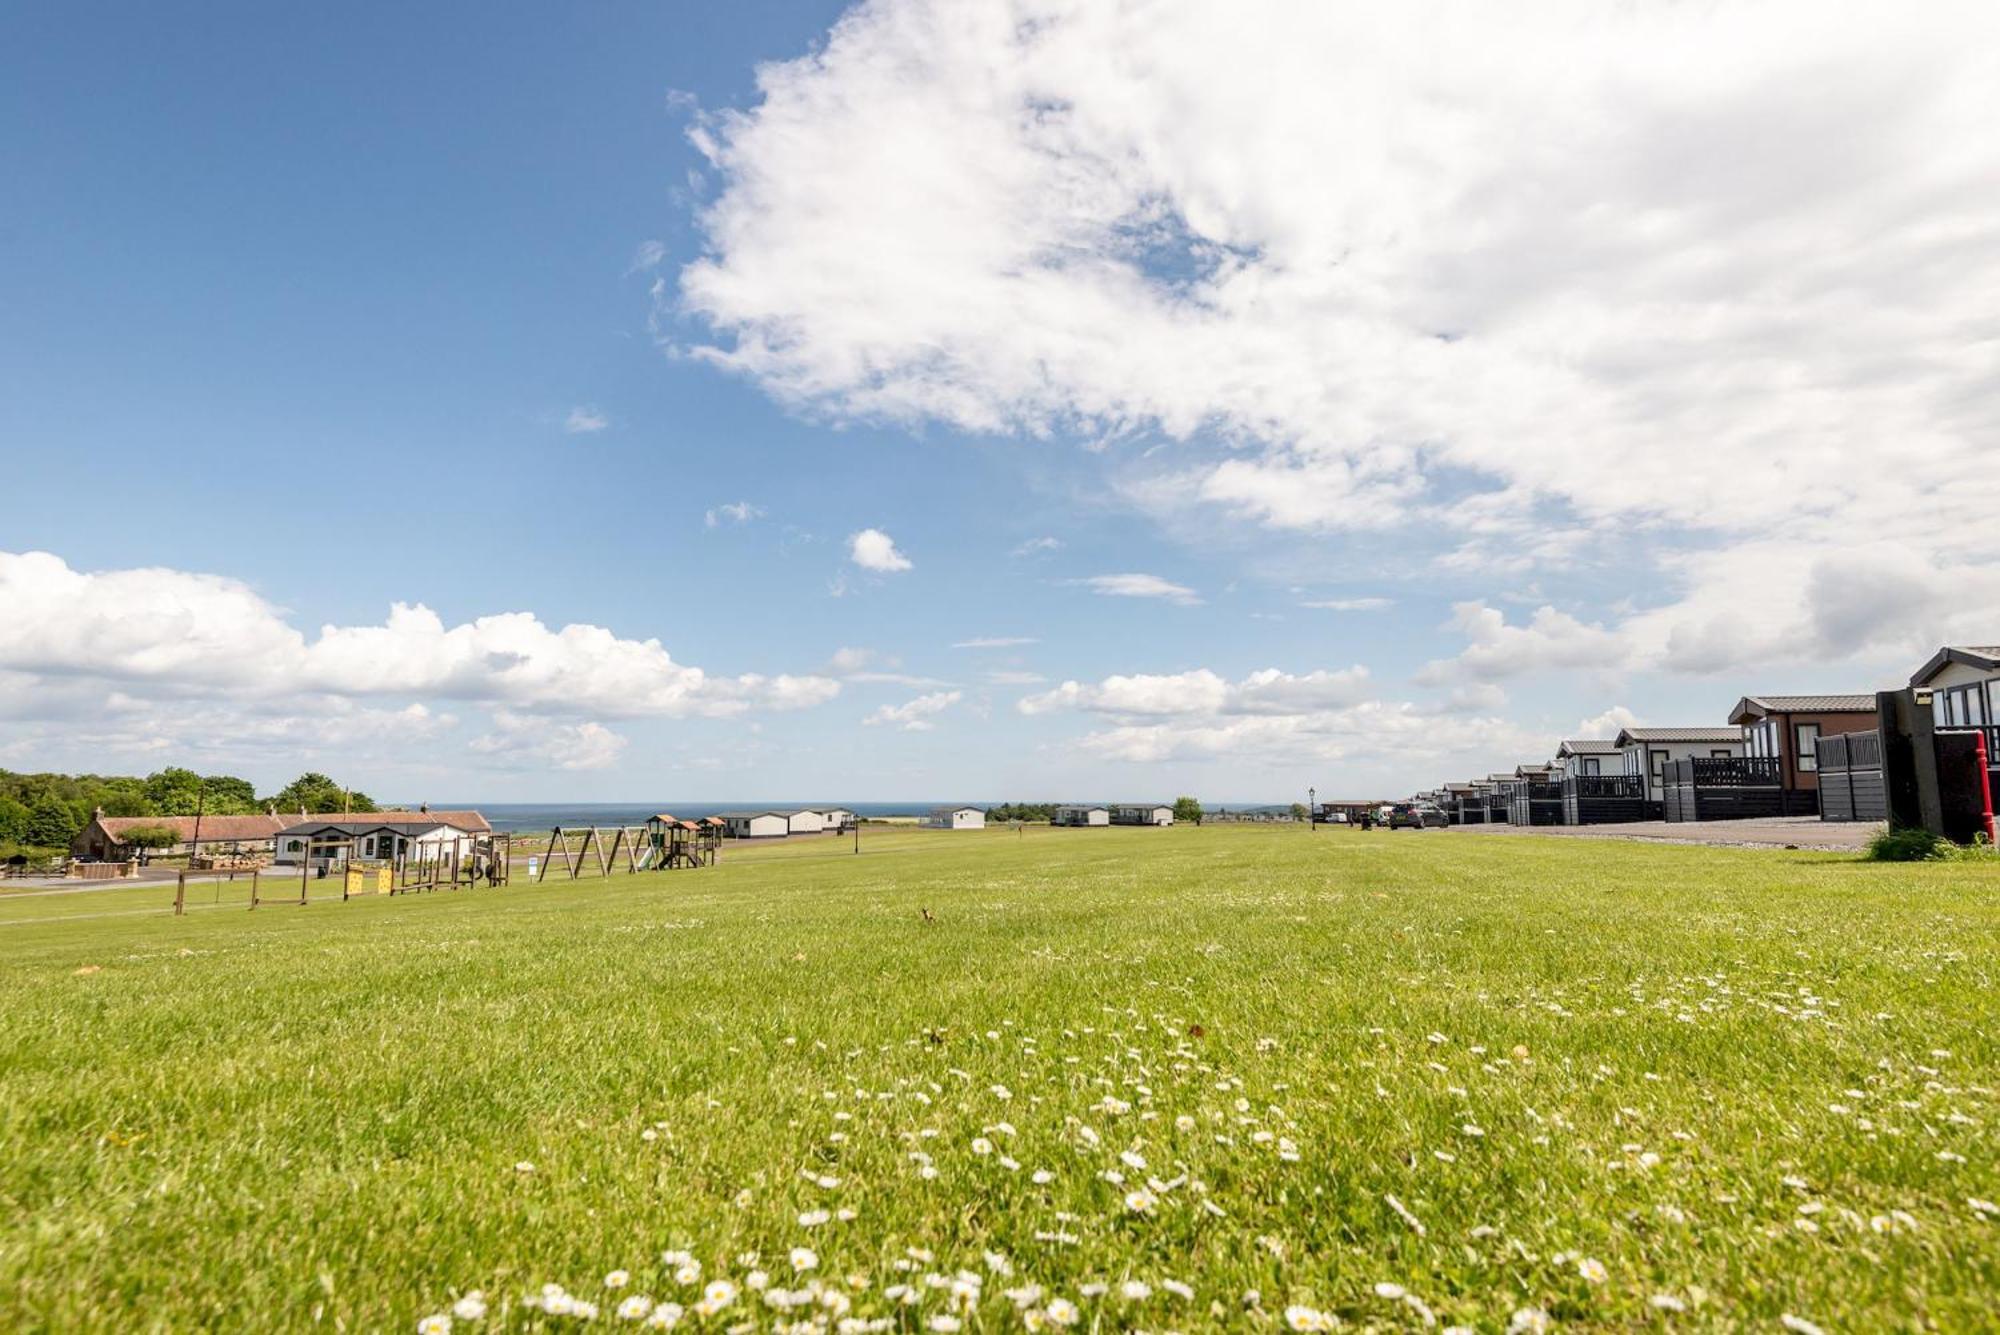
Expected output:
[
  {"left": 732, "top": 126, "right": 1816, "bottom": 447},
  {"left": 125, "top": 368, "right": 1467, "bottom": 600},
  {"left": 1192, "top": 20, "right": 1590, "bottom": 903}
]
[{"left": 3, "top": 1, "right": 1994, "bottom": 802}]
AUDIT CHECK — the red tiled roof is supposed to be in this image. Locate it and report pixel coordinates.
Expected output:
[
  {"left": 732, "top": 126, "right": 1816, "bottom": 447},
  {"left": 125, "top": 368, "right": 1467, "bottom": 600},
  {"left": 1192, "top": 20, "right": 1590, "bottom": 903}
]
[{"left": 95, "top": 814, "right": 289, "bottom": 842}]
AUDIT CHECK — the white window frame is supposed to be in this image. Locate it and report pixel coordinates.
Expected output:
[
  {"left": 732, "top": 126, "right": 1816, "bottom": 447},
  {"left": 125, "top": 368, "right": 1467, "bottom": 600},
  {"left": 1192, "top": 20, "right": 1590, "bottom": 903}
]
[{"left": 1794, "top": 722, "right": 1821, "bottom": 772}]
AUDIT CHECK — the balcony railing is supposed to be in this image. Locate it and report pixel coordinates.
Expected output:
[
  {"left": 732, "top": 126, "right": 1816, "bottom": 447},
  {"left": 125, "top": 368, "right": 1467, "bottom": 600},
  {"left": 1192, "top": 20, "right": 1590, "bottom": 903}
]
[
  {"left": 1563, "top": 774, "right": 1644, "bottom": 799},
  {"left": 1664, "top": 757, "right": 1785, "bottom": 787}
]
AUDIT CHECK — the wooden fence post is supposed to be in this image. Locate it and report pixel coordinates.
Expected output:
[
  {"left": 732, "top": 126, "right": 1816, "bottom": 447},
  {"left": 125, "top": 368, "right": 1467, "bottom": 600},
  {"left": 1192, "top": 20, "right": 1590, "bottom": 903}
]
[
  {"left": 174, "top": 870, "right": 186, "bottom": 916},
  {"left": 250, "top": 867, "right": 259, "bottom": 911}
]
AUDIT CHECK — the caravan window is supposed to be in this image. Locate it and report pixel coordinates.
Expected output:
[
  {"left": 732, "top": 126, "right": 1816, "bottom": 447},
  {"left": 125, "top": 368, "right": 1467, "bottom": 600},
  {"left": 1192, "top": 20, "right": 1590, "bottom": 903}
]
[{"left": 1794, "top": 723, "right": 1821, "bottom": 772}]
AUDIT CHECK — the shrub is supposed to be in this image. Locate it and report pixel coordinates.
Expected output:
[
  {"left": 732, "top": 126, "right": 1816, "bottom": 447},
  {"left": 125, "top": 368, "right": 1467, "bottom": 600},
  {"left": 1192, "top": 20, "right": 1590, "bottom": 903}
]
[{"left": 1866, "top": 827, "right": 1948, "bottom": 862}]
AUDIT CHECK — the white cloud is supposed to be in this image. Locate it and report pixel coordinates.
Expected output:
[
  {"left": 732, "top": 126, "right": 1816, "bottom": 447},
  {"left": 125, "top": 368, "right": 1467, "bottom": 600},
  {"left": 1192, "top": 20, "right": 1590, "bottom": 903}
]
[
  {"left": 470, "top": 711, "right": 630, "bottom": 771},
  {"left": 863, "top": 689, "right": 962, "bottom": 731},
  {"left": 1020, "top": 666, "right": 1371, "bottom": 718},
  {"left": 630, "top": 239, "right": 668, "bottom": 273},
  {"left": 848, "top": 528, "right": 913, "bottom": 573},
  {"left": 564, "top": 406, "right": 609, "bottom": 434},
  {"left": 951, "top": 636, "right": 1038, "bottom": 649},
  {"left": 1417, "top": 603, "right": 1629, "bottom": 685},
  {"left": 705, "top": 500, "right": 766, "bottom": 528},
  {"left": 675, "top": 0, "right": 2000, "bottom": 686},
  {"left": 1303, "top": 596, "right": 1392, "bottom": 612},
  {"left": 1065, "top": 573, "right": 1200, "bottom": 606},
  {"left": 1011, "top": 536, "right": 1062, "bottom": 557},
  {"left": 984, "top": 670, "right": 1046, "bottom": 686},
  {"left": 1574, "top": 705, "right": 1642, "bottom": 739},
  {"left": 0, "top": 550, "right": 841, "bottom": 735}
]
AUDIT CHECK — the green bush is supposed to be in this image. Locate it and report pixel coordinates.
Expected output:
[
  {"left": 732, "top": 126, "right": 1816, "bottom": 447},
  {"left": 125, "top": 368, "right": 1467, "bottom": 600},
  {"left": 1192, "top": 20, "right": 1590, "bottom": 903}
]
[{"left": 1867, "top": 827, "right": 1949, "bottom": 861}]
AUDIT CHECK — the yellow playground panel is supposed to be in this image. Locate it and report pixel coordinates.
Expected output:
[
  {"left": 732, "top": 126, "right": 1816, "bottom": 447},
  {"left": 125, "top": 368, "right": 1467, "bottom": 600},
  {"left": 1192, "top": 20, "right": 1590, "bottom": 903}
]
[{"left": 344, "top": 863, "right": 394, "bottom": 896}]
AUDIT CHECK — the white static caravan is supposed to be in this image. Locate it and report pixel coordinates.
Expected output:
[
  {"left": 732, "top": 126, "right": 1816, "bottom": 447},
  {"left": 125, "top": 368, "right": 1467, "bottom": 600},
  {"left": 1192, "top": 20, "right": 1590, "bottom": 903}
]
[
  {"left": 817, "top": 808, "right": 857, "bottom": 830},
  {"left": 719, "top": 811, "right": 791, "bottom": 839},
  {"left": 923, "top": 806, "right": 986, "bottom": 830},
  {"left": 782, "top": 808, "right": 827, "bottom": 835},
  {"left": 1053, "top": 804, "right": 1110, "bottom": 827},
  {"left": 1110, "top": 803, "right": 1174, "bottom": 826},
  {"left": 1612, "top": 727, "right": 1745, "bottom": 805}
]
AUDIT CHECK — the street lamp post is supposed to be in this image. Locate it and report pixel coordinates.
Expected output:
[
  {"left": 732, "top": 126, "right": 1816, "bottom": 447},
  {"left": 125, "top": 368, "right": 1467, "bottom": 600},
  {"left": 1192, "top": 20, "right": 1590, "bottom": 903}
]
[{"left": 1308, "top": 786, "right": 1316, "bottom": 831}]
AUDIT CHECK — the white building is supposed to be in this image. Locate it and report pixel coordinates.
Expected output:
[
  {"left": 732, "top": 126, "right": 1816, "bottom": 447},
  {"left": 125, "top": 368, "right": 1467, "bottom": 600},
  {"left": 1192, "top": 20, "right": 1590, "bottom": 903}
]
[
  {"left": 1612, "top": 728, "right": 1745, "bottom": 804},
  {"left": 1553, "top": 738, "right": 1620, "bottom": 781},
  {"left": 782, "top": 808, "right": 827, "bottom": 835},
  {"left": 922, "top": 806, "right": 985, "bottom": 830},
  {"left": 1911, "top": 645, "right": 2000, "bottom": 728},
  {"left": 718, "top": 811, "right": 791, "bottom": 839},
  {"left": 1052, "top": 804, "right": 1109, "bottom": 826},
  {"left": 1110, "top": 803, "right": 1174, "bottom": 826},
  {"left": 817, "top": 807, "right": 857, "bottom": 829},
  {"left": 274, "top": 816, "right": 483, "bottom": 868}
]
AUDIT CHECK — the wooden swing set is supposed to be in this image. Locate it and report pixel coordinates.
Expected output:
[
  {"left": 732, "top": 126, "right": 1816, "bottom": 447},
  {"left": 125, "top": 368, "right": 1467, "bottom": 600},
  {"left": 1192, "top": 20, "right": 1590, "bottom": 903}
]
[{"left": 533, "top": 816, "right": 721, "bottom": 882}]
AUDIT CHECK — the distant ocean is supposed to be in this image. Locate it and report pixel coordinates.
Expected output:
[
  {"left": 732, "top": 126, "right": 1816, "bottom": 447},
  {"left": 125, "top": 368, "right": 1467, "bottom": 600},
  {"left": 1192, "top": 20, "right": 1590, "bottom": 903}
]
[{"left": 425, "top": 801, "right": 1289, "bottom": 833}]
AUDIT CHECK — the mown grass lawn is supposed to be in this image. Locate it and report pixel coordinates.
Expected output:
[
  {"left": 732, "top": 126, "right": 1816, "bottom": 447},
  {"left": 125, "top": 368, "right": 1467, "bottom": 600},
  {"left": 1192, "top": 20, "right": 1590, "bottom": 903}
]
[{"left": 1, "top": 825, "right": 1995, "bottom": 1332}]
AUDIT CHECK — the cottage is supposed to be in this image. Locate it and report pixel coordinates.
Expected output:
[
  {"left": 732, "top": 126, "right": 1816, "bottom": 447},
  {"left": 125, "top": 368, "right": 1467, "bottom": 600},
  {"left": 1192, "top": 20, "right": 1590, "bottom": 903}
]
[
  {"left": 1052, "top": 804, "right": 1110, "bottom": 826},
  {"left": 70, "top": 811, "right": 291, "bottom": 862},
  {"left": 1613, "top": 727, "right": 1745, "bottom": 813},
  {"left": 717, "top": 810, "right": 791, "bottom": 839},
  {"left": 1728, "top": 694, "right": 1879, "bottom": 795},
  {"left": 1109, "top": 803, "right": 1174, "bottom": 826},
  {"left": 922, "top": 806, "right": 986, "bottom": 830}
]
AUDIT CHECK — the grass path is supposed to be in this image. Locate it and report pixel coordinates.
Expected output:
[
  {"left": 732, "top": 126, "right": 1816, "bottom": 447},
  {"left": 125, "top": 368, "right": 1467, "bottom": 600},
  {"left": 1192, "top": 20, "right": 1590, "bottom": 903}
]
[{"left": 1, "top": 826, "right": 1995, "bottom": 1331}]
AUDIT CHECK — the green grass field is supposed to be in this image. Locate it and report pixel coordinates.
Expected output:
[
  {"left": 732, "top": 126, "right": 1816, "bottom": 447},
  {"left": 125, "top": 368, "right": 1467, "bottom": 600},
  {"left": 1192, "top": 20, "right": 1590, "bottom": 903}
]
[{"left": 2, "top": 826, "right": 1996, "bottom": 1332}]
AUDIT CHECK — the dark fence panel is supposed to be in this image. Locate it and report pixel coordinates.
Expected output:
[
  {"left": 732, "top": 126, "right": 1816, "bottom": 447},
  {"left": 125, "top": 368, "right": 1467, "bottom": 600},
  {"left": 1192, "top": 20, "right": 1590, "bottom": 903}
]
[
  {"left": 1560, "top": 773, "right": 1649, "bottom": 826},
  {"left": 1818, "top": 728, "right": 1886, "bottom": 822},
  {"left": 1661, "top": 757, "right": 1815, "bottom": 822}
]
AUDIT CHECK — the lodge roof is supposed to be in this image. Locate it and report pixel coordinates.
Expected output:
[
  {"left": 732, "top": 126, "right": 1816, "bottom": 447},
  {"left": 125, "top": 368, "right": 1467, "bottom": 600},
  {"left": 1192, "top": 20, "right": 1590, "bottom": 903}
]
[
  {"left": 1615, "top": 727, "right": 1743, "bottom": 745},
  {"left": 1728, "top": 694, "right": 1877, "bottom": 723},
  {"left": 1909, "top": 645, "right": 2000, "bottom": 687},
  {"left": 278, "top": 819, "right": 460, "bottom": 838},
  {"left": 1556, "top": 738, "right": 1621, "bottom": 756}
]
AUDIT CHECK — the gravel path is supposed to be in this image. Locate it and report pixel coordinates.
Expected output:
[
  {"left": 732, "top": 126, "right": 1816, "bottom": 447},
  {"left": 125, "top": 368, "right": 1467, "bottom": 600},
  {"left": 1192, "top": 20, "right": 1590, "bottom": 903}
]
[{"left": 1448, "top": 815, "right": 1881, "bottom": 851}]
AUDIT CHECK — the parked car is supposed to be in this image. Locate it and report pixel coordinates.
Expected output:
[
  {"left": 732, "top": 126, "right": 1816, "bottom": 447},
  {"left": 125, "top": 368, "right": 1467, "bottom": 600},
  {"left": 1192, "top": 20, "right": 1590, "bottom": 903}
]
[
  {"left": 1387, "top": 802, "right": 1425, "bottom": 829},
  {"left": 1418, "top": 804, "right": 1448, "bottom": 829}
]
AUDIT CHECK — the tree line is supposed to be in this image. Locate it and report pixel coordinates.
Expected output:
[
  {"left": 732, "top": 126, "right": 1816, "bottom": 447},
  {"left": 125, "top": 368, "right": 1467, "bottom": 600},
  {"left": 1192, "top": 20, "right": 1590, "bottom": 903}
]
[{"left": 0, "top": 769, "right": 379, "bottom": 851}]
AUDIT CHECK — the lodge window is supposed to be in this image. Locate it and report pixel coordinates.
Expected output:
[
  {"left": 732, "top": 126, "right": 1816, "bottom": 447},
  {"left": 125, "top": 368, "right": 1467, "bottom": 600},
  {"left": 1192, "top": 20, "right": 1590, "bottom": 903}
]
[
  {"left": 1650, "top": 751, "right": 1665, "bottom": 780},
  {"left": 1581, "top": 758, "right": 1599, "bottom": 776},
  {"left": 1712, "top": 749, "right": 1733, "bottom": 759},
  {"left": 1938, "top": 684, "right": 1992, "bottom": 728},
  {"left": 1795, "top": 722, "right": 1821, "bottom": 772}
]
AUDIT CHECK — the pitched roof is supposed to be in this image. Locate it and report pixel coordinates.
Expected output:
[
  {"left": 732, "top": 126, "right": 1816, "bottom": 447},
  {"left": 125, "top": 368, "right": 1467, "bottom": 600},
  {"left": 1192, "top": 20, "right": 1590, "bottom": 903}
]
[
  {"left": 94, "top": 814, "right": 290, "bottom": 843},
  {"left": 1556, "top": 738, "right": 1621, "bottom": 756},
  {"left": 1729, "top": 694, "right": 1877, "bottom": 723},
  {"left": 1910, "top": 645, "right": 2000, "bottom": 686},
  {"left": 1615, "top": 727, "right": 1743, "bottom": 745},
  {"left": 278, "top": 819, "right": 457, "bottom": 838}
]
